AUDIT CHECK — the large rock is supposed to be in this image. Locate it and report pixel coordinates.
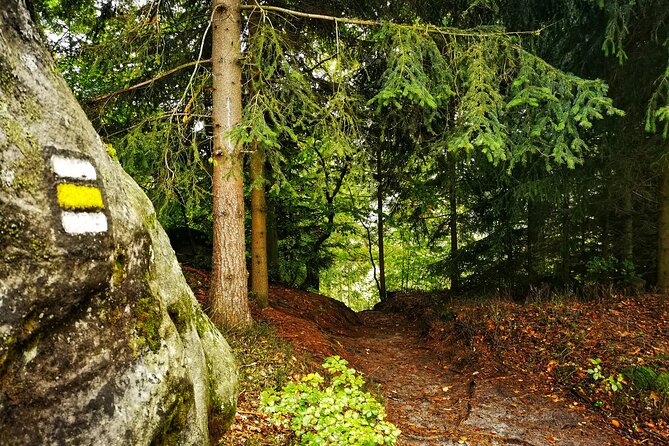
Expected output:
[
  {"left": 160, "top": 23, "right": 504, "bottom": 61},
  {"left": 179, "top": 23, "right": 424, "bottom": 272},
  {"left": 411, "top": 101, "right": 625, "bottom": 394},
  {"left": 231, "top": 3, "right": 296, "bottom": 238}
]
[{"left": 0, "top": 2, "right": 238, "bottom": 444}]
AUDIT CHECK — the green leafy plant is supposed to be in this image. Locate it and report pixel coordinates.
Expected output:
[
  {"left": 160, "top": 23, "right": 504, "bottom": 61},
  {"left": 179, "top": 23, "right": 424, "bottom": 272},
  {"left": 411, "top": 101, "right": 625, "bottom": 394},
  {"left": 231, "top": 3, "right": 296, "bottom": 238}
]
[
  {"left": 587, "top": 358, "right": 605, "bottom": 380},
  {"left": 260, "top": 356, "right": 401, "bottom": 445},
  {"left": 587, "top": 358, "right": 625, "bottom": 392},
  {"left": 604, "top": 373, "right": 626, "bottom": 392}
]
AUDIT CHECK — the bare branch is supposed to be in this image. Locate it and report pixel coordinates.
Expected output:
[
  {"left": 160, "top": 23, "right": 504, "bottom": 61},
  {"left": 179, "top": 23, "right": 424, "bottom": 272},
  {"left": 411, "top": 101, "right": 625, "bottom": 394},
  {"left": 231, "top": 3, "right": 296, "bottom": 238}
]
[
  {"left": 240, "top": 4, "right": 546, "bottom": 38},
  {"left": 86, "top": 59, "right": 212, "bottom": 104}
]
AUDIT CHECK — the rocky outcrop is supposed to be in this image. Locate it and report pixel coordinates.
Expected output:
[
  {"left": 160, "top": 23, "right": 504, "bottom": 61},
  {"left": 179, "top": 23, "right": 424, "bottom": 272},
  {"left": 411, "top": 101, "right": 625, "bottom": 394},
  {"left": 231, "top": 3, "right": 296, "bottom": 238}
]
[{"left": 0, "top": 2, "right": 238, "bottom": 445}]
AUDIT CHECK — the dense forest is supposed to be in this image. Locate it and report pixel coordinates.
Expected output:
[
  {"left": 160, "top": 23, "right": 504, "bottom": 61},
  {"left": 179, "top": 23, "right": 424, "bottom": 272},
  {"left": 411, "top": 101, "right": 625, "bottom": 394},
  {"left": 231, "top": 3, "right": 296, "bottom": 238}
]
[
  {"left": 35, "top": 0, "right": 669, "bottom": 308},
  {"left": 31, "top": 0, "right": 669, "bottom": 313},
  {"left": 18, "top": 0, "right": 669, "bottom": 443}
]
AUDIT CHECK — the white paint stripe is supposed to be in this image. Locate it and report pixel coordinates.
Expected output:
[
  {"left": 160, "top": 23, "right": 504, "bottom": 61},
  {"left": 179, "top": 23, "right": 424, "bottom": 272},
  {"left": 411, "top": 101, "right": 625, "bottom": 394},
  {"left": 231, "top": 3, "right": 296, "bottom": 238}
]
[
  {"left": 61, "top": 211, "right": 108, "bottom": 234},
  {"left": 51, "top": 156, "right": 97, "bottom": 181}
]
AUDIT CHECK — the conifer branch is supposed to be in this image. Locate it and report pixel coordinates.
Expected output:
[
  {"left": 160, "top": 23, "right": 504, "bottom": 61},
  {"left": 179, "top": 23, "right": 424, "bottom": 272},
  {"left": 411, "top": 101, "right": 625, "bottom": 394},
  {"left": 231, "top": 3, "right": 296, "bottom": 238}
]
[
  {"left": 240, "top": 4, "right": 545, "bottom": 37},
  {"left": 86, "top": 59, "right": 212, "bottom": 104}
]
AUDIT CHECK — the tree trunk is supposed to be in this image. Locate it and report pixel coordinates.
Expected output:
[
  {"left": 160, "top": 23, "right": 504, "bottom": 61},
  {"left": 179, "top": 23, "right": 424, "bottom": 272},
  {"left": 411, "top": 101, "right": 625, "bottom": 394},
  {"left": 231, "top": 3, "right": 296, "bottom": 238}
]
[
  {"left": 622, "top": 186, "right": 634, "bottom": 262},
  {"left": 266, "top": 199, "right": 280, "bottom": 281},
  {"left": 527, "top": 198, "right": 545, "bottom": 284},
  {"left": 448, "top": 154, "right": 459, "bottom": 292},
  {"left": 559, "top": 176, "right": 571, "bottom": 284},
  {"left": 247, "top": 11, "right": 269, "bottom": 308},
  {"left": 209, "top": 0, "right": 251, "bottom": 328},
  {"left": 377, "top": 148, "right": 387, "bottom": 300},
  {"left": 304, "top": 262, "right": 320, "bottom": 291},
  {"left": 250, "top": 140, "right": 269, "bottom": 308},
  {"left": 657, "top": 166, "right": 669, "bottom": 292}
]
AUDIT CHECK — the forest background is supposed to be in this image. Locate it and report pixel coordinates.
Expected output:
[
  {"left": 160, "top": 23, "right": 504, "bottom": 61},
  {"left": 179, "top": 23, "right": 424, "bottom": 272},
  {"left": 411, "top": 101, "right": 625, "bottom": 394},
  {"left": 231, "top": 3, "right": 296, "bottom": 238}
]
[{"left": 29, "top": 0, "right": 669, "bottom": 314}]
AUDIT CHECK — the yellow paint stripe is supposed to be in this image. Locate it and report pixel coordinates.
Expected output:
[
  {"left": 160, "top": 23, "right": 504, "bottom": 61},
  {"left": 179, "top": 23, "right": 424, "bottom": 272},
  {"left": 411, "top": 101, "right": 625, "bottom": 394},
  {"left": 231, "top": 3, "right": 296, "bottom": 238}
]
[{"left": 56, "top": 183, "right": 104, "bottom": 210}]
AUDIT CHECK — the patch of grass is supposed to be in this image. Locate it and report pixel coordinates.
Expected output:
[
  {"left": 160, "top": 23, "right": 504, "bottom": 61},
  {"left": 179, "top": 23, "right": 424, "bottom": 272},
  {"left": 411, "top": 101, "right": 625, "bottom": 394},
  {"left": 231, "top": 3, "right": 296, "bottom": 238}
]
[
  {"left": 217, "top": 322, "right": 308, "bottom": 446},
  {"left": 223, "top": 322, "right": 302, "bottom": 393}
]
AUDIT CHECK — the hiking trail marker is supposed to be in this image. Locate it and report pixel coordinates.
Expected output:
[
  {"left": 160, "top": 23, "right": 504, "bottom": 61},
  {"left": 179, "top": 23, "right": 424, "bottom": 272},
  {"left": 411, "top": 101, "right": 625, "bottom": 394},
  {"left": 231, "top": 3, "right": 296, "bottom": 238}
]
[{"left": 50, "top": 153, "right": 108, "bottom": 235}]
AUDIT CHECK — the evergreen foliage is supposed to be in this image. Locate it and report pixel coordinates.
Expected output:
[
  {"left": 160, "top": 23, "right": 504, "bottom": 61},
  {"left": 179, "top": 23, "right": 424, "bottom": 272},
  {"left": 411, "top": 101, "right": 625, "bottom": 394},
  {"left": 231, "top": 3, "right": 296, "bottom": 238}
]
[{"left": 33, "top": 0, "right": 669, "bottom": 304}]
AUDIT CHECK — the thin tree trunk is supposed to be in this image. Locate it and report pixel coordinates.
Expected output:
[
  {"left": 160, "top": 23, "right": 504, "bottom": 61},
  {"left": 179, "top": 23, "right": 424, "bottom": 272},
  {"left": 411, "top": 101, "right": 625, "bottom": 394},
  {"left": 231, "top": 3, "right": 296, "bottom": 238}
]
[
  {"left": 602, "top": 210, "right": 611, "bottom": 258},
  {"left": 304, "top": 263, "right": 320, "bottom": 291},
  {"left": 376, "top": 147, "right": 387, "bottom": 300},
  {"left": 559, "top": 176, "right": 571, "bottom": 285},
  {"left": 657, "top": 166, "right": 669, "bottom": 292},
  {"left": 301, "top": 152, "right": 350, "bottom": 291},
  {"left": 622, "top": 186, "right": 634, "bottom": 261},
  {"left": 527, "top": 198, "right": 545, "bottom": 284},
  {"left": 266, "top": 200, "right": 280, "bottom": 281},
  {"left": 248, "top": 11, "right": 269, "bottom": 308},
  {"left": 363, "top": 220, "right": 381, "bottom": 297},
  {"left": 250, "top": 140, "right": 269, "bottom": 308},
  {"left": 448, "top": 154, "right": 459, "bottom": 292},
  {"left": 209, "top": 0, "right": 251, "bottom": 328}
]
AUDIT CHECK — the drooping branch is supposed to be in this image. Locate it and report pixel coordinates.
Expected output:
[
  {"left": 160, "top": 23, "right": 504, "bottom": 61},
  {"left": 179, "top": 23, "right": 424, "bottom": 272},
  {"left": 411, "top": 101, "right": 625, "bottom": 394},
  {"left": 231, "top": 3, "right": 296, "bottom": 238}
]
[
  {"left": 86, "top": 59, "right": 212, "bottom": 104},
  {"left": 240, "top": 4, "right": 546, "bottom": 38}
]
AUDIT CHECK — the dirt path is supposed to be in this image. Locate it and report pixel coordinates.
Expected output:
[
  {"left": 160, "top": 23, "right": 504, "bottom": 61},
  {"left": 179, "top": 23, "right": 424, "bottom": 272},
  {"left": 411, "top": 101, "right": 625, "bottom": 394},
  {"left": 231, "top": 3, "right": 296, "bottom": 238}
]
[{"left": 332, "top": 310, "right": 624, "bottom": 446}]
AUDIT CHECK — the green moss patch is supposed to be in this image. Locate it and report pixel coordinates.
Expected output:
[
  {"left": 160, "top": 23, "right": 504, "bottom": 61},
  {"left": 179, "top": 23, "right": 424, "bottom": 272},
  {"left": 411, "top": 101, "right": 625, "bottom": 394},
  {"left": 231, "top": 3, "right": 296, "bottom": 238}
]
[
  {"left": 623, "top": 365, "right": 669, "bottom": 395},
  {"left": 132, "top": 296, "right": 162, "bottom": 354},
  {"left": 150, "top": 386, "right": 193, "bottom": 446}
]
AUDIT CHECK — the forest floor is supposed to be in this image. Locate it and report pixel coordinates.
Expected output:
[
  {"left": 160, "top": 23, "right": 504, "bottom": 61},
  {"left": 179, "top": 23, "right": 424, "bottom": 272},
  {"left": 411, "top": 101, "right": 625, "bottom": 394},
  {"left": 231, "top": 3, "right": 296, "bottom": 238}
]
[{"left": 182, "top": 267, "right": 669, "bottom": 445}]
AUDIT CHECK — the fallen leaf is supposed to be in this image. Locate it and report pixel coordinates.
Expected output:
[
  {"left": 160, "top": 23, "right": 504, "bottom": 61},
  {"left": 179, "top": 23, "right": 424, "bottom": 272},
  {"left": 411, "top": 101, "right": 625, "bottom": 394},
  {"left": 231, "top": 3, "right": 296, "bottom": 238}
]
[{"left": 650, "top": 391, "right": 660, "bottom": 405}]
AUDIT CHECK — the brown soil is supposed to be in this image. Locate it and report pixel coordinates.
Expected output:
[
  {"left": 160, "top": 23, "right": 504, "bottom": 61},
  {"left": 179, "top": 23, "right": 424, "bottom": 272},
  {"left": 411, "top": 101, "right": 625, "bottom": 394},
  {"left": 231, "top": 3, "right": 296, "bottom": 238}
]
[{"left": 332, "top": 309, "right": 619, "bottom": 445}]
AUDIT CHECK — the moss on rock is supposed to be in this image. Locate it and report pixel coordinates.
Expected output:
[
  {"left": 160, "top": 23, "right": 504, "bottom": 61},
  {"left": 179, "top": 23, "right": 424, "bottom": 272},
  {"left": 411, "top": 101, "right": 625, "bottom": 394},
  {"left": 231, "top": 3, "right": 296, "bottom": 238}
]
[
  {"left": 132, "top": 296, "right": 163, "bottom": 354},
  {"left": 150, "top": 386, "right": 194, "bottom": 446}
]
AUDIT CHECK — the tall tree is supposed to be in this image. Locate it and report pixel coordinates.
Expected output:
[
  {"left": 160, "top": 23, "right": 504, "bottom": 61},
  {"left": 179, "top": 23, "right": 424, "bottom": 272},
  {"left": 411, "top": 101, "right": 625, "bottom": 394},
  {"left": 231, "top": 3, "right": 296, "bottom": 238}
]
[
  {"left": 250, "top": 140, "right": 269, "bottom": 307},
  {"left": 248, "top": 11, "right": 269, "bottom": 308},
  {"left": 36, "top": 0, "right": 631, "bottom": 303},
  {"left": 210, "top": 0, "right": 251, "bottom": 328}
]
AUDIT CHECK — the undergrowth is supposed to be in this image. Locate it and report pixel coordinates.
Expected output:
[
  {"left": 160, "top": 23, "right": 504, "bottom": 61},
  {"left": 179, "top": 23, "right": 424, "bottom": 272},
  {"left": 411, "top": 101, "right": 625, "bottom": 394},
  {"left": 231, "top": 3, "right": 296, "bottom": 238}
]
[
  {"left": 222, "top": 322, "right": 301, "bottom": 393},
  {"left": 261, "top": 356, "right": 401, "bottom": 445},
  {"left": 217, "top": 322, "right": 308, "bottom": 445},
  {"left": 451, "top": 293, "right": 669, "bottom": 442}
]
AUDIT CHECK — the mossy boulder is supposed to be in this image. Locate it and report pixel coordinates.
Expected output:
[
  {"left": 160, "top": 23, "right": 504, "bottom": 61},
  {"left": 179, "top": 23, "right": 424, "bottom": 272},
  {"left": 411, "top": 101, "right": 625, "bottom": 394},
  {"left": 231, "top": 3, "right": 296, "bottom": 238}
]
[{"left": 0, "top": 2, "right": 238, "bottom": 445}]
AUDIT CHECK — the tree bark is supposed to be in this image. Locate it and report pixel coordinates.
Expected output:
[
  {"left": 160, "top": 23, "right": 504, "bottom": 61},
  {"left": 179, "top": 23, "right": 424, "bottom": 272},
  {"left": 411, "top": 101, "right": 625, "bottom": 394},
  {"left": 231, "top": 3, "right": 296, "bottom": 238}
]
[
  {"left": 248, "top": 11, "right": 269, "bottom": 308},
  {"left": 304, "top": 263, "right": 321, "bottom": 291},
  {"left": 622, "top": 186, "right": 634, "bottom": 262},
  {"left": 448, "top": 154, "right": 459, "bottom": 292},
  {"left": 250, "top": 140, "right": 269, "bottom": 307},
  {"left": 266, "top": 200, "right": 280, "bottom": 281},
  {"left": 209, "top": 0, "right": 251, "bottom": 328},
  {"left": 377, "top": 147, "right": 387, "bottom": 300},
  {"left": 559, "top": 175, "right": 571, "bottom": 284},
  {"left": 657, "top": 166, "right": 669, "bottom": 292}
]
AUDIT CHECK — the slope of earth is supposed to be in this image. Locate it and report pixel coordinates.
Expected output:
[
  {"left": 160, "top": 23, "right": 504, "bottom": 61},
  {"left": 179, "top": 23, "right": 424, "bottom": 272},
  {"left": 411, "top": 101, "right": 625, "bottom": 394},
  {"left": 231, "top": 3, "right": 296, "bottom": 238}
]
[
  {"left": 448, "top": 292, "right": 669, "bottom": 445},
  {"left": 182, "top": 268, "right": 662, "bottom": 445},
  {"left": 332, "top": 305, "right": 619, "bottom": 445}
]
